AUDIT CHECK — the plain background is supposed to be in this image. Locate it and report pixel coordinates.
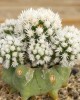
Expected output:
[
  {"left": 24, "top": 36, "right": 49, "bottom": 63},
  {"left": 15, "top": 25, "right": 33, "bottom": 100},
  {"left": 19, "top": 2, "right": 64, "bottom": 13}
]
[{"left": 0, "top": 0, "right": 80, "bottom": 28}]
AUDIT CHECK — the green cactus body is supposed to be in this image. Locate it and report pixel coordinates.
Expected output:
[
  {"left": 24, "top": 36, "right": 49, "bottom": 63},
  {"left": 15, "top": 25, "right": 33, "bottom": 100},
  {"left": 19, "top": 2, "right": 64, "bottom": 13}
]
[{"left": 2, "top": 65, "right": 71, "bottom": 100}]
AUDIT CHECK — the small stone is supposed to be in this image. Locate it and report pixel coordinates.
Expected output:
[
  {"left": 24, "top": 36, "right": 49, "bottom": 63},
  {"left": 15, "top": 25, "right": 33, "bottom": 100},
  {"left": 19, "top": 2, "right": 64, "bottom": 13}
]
[{"left": 71, "top": 68, "right": 79, "bottom": 75}]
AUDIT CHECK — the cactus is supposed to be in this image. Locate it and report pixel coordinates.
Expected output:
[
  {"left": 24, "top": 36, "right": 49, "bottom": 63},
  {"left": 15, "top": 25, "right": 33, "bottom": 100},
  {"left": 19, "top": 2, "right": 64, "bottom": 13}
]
[
  {"left": 0, "top": 8, "right": 79, "bottom": 100},
  {"left": 2, "top": 65, "right": 71, "bottom": 100}
]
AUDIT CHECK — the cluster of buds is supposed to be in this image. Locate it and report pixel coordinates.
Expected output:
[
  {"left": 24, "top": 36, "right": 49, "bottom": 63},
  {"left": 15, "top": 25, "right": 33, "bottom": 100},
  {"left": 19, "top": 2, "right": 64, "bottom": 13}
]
[{"left": 0, "top": 8, "right": 80, "bottom": 69}]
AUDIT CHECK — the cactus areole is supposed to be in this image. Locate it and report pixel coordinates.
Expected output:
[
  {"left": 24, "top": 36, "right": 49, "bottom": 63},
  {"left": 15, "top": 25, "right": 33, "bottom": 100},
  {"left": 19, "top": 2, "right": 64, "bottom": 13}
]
[{"left": 0, "top": 8, "right": 80, "bottom": 100}]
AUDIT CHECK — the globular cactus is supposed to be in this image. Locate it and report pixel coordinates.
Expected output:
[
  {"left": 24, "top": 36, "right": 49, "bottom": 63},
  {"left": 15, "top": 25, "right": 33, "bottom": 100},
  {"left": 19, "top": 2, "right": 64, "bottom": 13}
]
[
  {"left": 2, "top": 65, "right": 71, "bottom": 100},
  {"left": 0, "top": 8, "right": 80, "bottom": 100}
]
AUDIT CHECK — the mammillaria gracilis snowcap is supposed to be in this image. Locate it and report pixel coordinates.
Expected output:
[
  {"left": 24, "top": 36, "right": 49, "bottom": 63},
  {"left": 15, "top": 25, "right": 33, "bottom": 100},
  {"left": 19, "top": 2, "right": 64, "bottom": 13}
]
[
  {"left": 0, "top": 19, "right": 25, "bottom": 68},
  {"left": 51, "top": 26, "right": 80, "bottom": 67},
  {"left": 0, "top": 8, "right": 80, "bottom": 69},
  {"left": 18, "top": 8, "right": 62, "bottom": 68}
]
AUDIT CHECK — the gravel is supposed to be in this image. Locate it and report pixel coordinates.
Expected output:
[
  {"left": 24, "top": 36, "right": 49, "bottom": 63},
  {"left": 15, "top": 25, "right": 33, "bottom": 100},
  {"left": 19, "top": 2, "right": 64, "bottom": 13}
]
[{"left": 0, "top": 66, "right": 80, "bottom": 100}]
